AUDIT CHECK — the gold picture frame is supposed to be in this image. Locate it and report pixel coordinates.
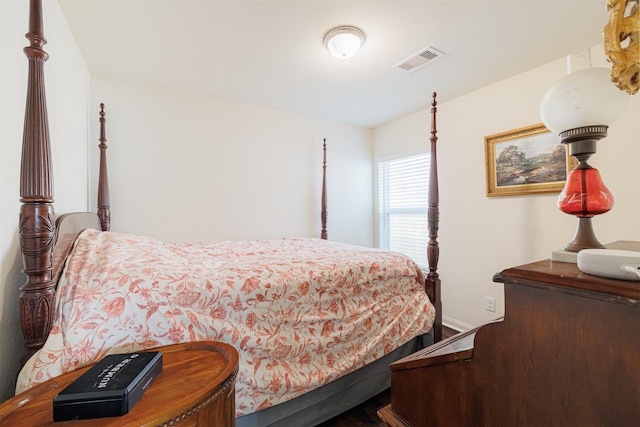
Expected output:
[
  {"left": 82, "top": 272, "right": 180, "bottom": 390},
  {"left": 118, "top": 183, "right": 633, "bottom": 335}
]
[{"left": 484, "top": 123, "right": 577, "bottom": 197}]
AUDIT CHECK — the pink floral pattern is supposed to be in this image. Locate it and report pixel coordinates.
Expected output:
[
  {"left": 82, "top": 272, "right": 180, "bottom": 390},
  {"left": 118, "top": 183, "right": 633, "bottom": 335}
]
[{"left": 17, "top": 230, "right": 435, "bottom": 416}]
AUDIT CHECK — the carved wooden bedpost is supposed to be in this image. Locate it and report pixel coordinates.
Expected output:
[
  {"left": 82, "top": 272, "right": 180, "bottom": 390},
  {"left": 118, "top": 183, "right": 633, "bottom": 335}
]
[
  {"left": 426, "top": 92, "right": 442, "bottom": 342},
  {"left": 321, "top": 139, "right": 328, "bottom": 240},
  {"left": 18, "top": 0, "right": 55, "bottom": 363},
  {"left": 98, "top": 103, "right": 111, "bottom": 231}
]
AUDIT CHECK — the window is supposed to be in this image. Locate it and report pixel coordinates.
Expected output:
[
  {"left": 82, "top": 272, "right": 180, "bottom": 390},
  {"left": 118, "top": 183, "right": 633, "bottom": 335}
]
[{"left": 377, "top": 153, "right": 430, "bottom": 268}]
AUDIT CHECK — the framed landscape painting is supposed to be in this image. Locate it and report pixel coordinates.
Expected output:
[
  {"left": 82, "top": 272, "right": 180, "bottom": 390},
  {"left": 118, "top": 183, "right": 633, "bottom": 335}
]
[{"left": 484, "top": 123, "right": 577, "bottom": 197}]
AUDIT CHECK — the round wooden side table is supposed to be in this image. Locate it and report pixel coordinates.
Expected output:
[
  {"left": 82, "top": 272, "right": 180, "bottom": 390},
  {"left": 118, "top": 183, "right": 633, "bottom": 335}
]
[{"left": 0, "top": 341, "right": 239, "bottom": 426}]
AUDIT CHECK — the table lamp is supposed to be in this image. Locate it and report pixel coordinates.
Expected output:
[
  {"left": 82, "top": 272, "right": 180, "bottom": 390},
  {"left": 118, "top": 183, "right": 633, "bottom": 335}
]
[{"left": 540, "top": 50, "right": 629, "bottom": 253}]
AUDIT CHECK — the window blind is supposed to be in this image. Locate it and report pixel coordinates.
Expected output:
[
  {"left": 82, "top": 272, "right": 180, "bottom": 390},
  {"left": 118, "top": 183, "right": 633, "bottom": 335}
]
[{"left": 377, "top": 153, "right": 430, "bottom": 268}]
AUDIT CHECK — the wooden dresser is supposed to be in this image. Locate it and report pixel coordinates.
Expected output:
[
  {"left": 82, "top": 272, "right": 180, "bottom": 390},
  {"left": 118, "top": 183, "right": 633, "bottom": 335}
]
[
  {"left": 379, "top": 241, "right": 640, "bottom": 427},
  {"left": 0, "top": 341, "right": 239, "bottom": 426}
]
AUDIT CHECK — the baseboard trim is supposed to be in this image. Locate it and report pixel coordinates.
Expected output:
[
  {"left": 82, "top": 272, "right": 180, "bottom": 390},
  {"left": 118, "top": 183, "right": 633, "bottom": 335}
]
[{"left": 442, "top": 316, "right": 474, "bottom": 333}]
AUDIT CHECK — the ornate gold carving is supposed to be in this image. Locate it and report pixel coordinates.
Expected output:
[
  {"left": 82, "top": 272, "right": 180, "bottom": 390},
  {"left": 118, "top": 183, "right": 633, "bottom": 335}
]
[{"left": 605, "top": 0, "right": 640, "bottom": 94}]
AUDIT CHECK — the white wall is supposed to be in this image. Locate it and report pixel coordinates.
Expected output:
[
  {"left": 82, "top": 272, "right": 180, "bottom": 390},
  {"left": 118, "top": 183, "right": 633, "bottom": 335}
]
[
  {"left": 89, "top": 76, "right": 373, "bottom": 246},
  {"left": 374, "top": 45, "right": 640, "bottom": 331},
  {"left": 0, "top": 0, "right": 90, "bottom": 402}
]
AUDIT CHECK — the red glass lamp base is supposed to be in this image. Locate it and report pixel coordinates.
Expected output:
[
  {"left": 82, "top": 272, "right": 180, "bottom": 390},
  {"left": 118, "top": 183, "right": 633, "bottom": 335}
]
[
  {"left": 557, "top": 163, "right": 614, "bottom": 253},
  {"left": 557, "top": 166, "right": 614, "bottom": 216}
]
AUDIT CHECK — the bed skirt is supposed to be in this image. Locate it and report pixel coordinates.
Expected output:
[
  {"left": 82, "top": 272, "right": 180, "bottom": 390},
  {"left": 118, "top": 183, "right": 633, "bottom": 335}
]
[{"left": 236, "top": 331, "right": 433, "bottom": 427}]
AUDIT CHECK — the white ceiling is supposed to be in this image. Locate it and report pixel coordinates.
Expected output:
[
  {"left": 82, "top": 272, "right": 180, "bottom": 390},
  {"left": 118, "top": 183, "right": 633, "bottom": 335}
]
[{"left": 58, "top": 0, "right": 609, "bottom": 128}]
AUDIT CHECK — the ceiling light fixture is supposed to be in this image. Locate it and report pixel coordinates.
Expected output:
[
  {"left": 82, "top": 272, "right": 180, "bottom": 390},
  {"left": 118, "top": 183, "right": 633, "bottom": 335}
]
[{"left": 323, "top": 26, "right": 365, "bottom": 59}]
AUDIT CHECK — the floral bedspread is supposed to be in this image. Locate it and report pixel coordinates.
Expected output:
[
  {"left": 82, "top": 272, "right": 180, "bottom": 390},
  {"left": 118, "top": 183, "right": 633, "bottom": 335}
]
[{"left": 16, "top": 229, "right": 435, "bottom": 416}]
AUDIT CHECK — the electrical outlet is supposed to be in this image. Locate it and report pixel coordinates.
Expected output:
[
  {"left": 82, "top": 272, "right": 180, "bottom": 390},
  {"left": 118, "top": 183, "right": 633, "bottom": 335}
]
[{"left": 485, "top": 296, "right": 496, "bottom": 312}]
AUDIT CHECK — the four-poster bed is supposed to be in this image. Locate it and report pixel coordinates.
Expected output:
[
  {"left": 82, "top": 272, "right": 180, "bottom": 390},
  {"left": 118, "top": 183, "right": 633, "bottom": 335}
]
[{"left": 11, "top": 0, "right": 443, "bottom": 425}]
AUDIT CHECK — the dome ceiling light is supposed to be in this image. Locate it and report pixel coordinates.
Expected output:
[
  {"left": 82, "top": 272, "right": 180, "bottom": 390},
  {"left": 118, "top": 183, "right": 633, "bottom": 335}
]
[{"left": 323, "top": 26, "right": 365, "bottom": 59}]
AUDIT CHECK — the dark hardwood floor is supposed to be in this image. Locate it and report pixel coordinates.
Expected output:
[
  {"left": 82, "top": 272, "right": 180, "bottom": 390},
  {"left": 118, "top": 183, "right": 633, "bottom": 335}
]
[
  {"left": 317, "top": 388, "right": 391, "bottom": 427},
  {"left": 317, "top": 326, "right": 458, "bottom": 426}
]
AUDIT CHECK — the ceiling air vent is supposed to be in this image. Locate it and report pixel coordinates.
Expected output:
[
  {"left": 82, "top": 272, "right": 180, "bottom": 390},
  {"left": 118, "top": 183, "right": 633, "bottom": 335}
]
[{"left": 394, "top": 46, "right": 445, "bottom": 73}]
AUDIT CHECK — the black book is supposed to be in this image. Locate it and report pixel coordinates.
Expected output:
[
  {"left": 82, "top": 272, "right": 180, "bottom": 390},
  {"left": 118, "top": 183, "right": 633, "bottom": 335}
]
[{"left": 53, "top": 351, "right": 163, "bottom": 422}]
